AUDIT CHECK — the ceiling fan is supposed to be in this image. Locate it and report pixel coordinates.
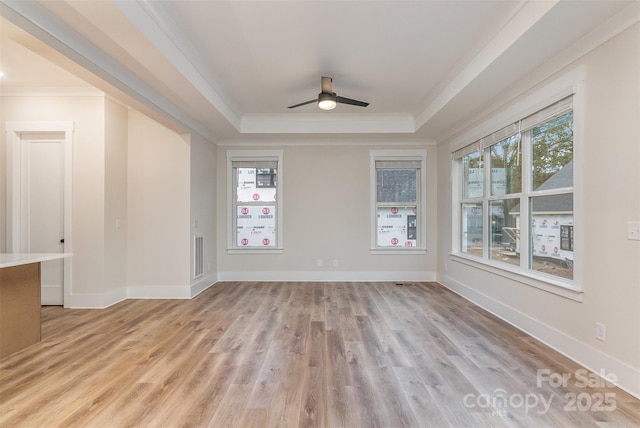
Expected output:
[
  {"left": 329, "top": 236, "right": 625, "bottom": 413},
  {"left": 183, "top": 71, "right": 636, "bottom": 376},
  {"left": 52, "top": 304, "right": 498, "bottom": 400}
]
[{"left": 287, "top": 76, "right": 369, "bottom": 110}]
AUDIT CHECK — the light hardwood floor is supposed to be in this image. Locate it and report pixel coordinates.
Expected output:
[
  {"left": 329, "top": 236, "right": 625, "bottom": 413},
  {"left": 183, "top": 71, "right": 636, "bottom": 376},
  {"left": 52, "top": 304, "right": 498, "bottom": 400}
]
[{"left": 1, "top": 282, "right": 638, "bottom": 427}]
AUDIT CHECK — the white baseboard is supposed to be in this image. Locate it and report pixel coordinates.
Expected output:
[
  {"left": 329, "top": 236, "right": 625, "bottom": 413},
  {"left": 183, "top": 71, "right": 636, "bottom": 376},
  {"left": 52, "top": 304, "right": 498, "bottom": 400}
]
[
  {"left": 437, "top": 272, "right": 640, "bottom": 400},
  {"left": 127, "top": 285, "right": 192, "bottom": 299},
  {"left": 61, "top": 272, "right": 432, "bottom": 308},
  {"left": 64, "top": 277, "right": 218, "bottom": 309},
  {"left": 217, "top": 270, "right": 436, "bottom": 282},
  {"left": 190, "top": 274, "right": 217, "bottom": 298},
  {"left": 65, "top": 286, "right": 127, "bottom": 309},
  {"left": 65, "top": 285, "right": 189, "bottom": 309}
]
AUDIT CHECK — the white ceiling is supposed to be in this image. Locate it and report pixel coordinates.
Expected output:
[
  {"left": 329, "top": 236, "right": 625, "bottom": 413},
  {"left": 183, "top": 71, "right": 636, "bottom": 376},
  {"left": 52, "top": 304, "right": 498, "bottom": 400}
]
[{"left": 0, "top": 0, "right": 636, "bottom": 144}]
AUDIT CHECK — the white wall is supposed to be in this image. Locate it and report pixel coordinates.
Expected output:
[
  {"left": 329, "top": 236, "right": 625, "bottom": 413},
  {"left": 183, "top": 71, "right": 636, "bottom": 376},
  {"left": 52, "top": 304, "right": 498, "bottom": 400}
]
[
  {"left": 0, "top": 108, "right": 5, "bottom": 253},
  {"left": 437, "top": 23, "right": 640, "bottom": 397},
  {"left": 0, "top": 94, "right": 108, "bottom": 298},
  {"left": 104, "top": 98, "right": 128, "bottom": 296},
  {"left": 190, "top": 132, "right": 217, "bottom": 295},
  {"left": 126, "top": 109, "right": 191, "bottom": 297},
  {"left": 216, "top": 144, "right": 438, "bottom": 281},
  {"left": 2, "top": 94, "right": 206, "bottom": 303}
]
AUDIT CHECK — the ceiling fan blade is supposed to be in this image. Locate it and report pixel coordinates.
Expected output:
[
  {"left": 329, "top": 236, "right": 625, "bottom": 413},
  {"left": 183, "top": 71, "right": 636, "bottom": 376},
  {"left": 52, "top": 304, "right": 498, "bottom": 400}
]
[
  {"left": 321, "top": 76, "right": 333, "bottom": 94},
  {"left": 287, "top": 99, "right": 317, "bottom": 109},
  {"left": 288, "top": 77, "right": 369, "bottom": 109},
  {"left": 336, "top": 96, "right": 369, "bottom": 107}
]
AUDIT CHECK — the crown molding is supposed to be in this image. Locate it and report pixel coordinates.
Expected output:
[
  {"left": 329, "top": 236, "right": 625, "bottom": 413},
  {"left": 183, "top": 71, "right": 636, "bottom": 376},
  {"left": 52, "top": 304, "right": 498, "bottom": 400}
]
[
  {"left": 240, "top": 113, "right": 416, "bottom": 134},
  {"left": 0, "top": 0, "right": 219, "bottom": 143},
  {"left": 0, "top": 86, "right": 104, "bottom": 97},
  {"left": 113, "top": 1, "right": 242, "bottom": 131}
]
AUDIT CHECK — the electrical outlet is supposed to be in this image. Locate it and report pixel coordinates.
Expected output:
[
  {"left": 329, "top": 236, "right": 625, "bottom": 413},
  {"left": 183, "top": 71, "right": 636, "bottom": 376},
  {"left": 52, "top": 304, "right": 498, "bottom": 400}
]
[
  {"left": 595, "top": 322, "right": 606, "bottom": 342},
  {"left": 628, "top": 221, "right": 640, "bottom": 240},
  {"left": 333, "top": 259, "right": 340, "bottom": 268},
  {"left": 317, "top": 259, "right": 323, "bottom": 267}
]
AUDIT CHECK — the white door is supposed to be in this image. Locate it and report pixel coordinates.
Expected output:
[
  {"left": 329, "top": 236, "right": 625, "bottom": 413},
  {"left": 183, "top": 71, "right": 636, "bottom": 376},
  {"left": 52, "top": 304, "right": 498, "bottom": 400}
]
[{"left": 23, "top": 135, "right": 65, "bottom": 305}]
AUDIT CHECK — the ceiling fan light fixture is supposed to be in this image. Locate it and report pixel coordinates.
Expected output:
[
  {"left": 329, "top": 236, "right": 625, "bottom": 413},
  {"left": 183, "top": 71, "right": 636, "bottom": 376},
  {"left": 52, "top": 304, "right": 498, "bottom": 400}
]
[
  {"left": 287, "top": 77, "right": 368, "bottom": 110},
  {"left": 318, "top": 92, "right": 337, "bottom": 110}
]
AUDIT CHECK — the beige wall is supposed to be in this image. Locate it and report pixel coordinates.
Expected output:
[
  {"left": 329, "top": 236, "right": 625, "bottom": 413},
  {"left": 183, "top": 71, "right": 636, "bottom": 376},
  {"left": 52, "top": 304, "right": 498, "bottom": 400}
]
[
  {"left": 0, "top": 95, "right": 108, "bottom": 297},
  {"left": 0, "top": 106, "right": 5, "bottom": 253},
  {"left": 104, "top": 98, "right": 129, "bottom": 295},
  {"left": 216, "top": 144, "right": 438, "bottom": 280},
  {"left": 190, "top": 132, "right": 218, "bottom": 289},
  {"left": 437, "top": 23, "right": 640, "bottom": 395},
  {"left": 126, "top": 109, "right": 191, "bottom": 293},
  {"left": 1, "top": 94, "right": 197, "bottom": 302}
]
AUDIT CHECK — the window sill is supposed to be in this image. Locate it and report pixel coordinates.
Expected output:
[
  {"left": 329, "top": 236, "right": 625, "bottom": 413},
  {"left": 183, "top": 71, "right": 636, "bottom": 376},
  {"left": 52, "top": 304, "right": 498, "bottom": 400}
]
[
  {"left": 371, "top": 248, "right": 427, "bottom": 255},
  {"left": 449, "top": 253, "right": 583, "bottom": 302},
  {"left": 227, "top": 248, "right": 283, "bottom": 255}
]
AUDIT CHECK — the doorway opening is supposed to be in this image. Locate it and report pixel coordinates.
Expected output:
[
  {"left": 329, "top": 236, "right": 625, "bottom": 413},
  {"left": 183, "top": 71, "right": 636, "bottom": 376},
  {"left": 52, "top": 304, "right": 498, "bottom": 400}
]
[{"left": 5, "top": 121, "right": 73, "bottom": 306}]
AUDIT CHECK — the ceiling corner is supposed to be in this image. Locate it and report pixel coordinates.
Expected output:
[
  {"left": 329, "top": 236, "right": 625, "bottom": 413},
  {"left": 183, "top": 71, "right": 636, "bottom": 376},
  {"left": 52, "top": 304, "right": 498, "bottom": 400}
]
[{"left": 113, "top": 0, "right": 242, "bottom": 131}]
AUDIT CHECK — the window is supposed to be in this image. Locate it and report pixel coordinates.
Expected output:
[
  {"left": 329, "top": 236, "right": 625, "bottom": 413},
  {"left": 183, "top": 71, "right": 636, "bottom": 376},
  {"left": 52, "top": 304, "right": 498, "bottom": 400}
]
[
  {"left": 256, "top": 168, "right": 276, "bottom": 188},
  {"left": 560, "top": 225, "right": 574, "bottom": 251},
  {"left": 454, "top": 96, "right": 574, "bottom": 282},
  {"left": 371, "top": 150, "right": 426, "bottom": 251},
  {"left": 227, "top": 150, "right": 283, "bottom": 251}
]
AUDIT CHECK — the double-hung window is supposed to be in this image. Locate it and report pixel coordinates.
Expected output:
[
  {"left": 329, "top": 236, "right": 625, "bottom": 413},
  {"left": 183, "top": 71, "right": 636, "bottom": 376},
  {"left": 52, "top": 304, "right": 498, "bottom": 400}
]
[
  {"left": 227, "top": 150, "right": 283, "bottom": 252},
  {"left": 371, "top": 150, "right": 427, "bottom": 252},
  {"left": 455, "top": 96, "right": 574, "bottom": 283}
]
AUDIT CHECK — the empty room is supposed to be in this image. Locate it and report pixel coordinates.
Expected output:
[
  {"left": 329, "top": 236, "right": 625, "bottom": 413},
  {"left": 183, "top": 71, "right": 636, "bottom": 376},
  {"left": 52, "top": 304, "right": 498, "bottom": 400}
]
[{"left": 1, "top": 0, "right": 639, "bottom": 426}]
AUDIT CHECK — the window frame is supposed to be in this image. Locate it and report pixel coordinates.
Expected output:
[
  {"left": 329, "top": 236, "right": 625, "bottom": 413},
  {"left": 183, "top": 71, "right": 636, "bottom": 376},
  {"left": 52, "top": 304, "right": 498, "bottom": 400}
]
[
  {"left": 227, "top": 150, "right": 283, "bottom": 254},
  {"left": 457, "top": 106, "right": 574, "bottom": 281},
  {"left": 450, "top": 70, "right": 584, "bottom": 300},
  {"left": 370, "top": 149, "right": 427, "bottom": 254}
]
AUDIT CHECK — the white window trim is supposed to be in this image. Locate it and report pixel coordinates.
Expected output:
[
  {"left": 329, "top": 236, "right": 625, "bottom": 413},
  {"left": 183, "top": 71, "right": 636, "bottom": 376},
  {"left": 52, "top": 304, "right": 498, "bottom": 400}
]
[
  {"left": 449, "top": 253, "right": 583, "bottom": 302},
  {"left": 450, "top": 69, "right": 584, "bottom": 300},
  {"left": 227, "top": 149, "right": 283, "bottom": 254},
  {"left": 370, "top": 149, "right": 427, "bottom": 254}
]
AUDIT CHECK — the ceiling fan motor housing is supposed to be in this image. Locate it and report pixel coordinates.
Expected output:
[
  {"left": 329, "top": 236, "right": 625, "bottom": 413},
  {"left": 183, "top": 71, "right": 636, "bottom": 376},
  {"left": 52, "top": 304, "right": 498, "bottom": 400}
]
[
  {"left": 318, "top": 91, "right": 337, "bottom": 110},
  {"left": 287, "top": 76, "right": 368, "bottom": 109}
]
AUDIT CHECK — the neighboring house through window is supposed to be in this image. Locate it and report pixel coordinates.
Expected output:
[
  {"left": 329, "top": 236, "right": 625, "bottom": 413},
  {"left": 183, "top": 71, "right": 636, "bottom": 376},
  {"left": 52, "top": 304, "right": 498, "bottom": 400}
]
[
  {"left": 370, "top": 149, "right": 427, "bottom": 252},
  {"left": 227, "top": 150, "right": 283, "bottom": 252}
]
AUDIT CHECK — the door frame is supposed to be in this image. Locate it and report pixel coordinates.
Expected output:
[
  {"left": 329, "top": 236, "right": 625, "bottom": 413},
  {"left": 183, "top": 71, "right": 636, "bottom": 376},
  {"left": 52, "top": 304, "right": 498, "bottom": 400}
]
[{"left": 5, "top": 121, "right": 73, "bottom": 307}]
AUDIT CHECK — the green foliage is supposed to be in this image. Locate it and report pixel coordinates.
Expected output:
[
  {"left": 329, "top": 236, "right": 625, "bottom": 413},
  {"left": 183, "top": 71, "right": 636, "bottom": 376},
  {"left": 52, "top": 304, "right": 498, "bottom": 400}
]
[
  {"left": 490, "top": 134, "right": 522, "bottom": 195},
  {"left": 486, "top": 111, "right": 573, "bottom": 192},
  {"left": 531, "top": 111, "right": 573, "bottom": 189},
  {"left": 464, "top": 110, "right": 573, "bottom": 196}
]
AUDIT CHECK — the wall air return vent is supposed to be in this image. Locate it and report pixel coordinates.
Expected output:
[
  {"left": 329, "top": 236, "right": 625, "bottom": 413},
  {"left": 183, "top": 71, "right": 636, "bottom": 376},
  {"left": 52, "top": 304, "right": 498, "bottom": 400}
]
[{"left": 194, "top": 235, "right": 204, "bottom": 278}]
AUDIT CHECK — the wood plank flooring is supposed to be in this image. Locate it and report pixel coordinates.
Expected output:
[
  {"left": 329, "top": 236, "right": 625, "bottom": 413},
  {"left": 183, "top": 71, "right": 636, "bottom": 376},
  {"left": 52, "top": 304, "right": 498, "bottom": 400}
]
[{"left": 1, "top": 281, "right": 638, "bottom": 427}]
